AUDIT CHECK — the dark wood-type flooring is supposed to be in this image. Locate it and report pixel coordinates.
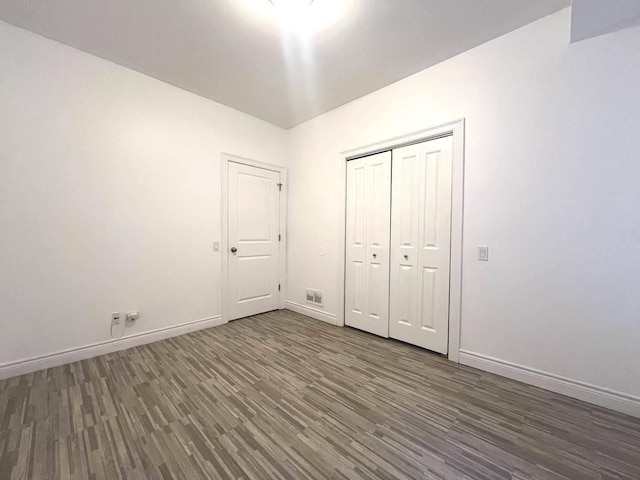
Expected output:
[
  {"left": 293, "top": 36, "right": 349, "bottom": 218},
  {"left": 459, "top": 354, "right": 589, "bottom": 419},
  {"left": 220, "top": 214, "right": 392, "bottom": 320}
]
[{"left": 1, "top": 310, "right": 639, "bottom": 479}]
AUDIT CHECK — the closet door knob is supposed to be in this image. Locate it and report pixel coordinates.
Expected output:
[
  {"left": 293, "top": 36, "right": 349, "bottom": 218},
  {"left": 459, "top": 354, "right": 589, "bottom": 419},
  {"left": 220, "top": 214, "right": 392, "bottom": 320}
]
[
  {"left": 404, "top": 254, "right": 409, "bottom": 260},
  {"left": 373, "top": 253, "right": 377, "bottom": 258},
  {"left": 230, "top": 247, "right": 237, "bottom": 253}
]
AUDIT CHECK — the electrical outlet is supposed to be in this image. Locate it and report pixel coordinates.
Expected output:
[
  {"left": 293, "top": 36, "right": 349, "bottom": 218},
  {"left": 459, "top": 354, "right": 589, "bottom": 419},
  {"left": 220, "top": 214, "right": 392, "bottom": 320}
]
[
  {"left": 111, "top": 312, "right": 124, "bottom": 327},
  {"left": 126, "top": 311, "right": 140, "bottom": 323}
]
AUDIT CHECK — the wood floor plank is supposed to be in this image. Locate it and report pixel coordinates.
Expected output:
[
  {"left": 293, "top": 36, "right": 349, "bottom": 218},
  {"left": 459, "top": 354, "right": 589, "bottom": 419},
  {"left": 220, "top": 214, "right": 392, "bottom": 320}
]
[{"left": 1, "top": 310, "right": 639, "bottom": 479}]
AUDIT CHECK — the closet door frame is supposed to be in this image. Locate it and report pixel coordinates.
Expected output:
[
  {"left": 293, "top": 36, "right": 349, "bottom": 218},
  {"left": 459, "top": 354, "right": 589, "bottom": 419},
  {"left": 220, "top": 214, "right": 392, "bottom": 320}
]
[{"left": 337, "top": 119, "right": 465, "bottom": 362}]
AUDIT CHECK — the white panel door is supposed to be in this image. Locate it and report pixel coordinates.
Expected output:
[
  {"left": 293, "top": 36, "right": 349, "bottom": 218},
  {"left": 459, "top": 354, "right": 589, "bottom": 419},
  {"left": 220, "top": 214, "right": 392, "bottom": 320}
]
[
  {"left": 389, "top": 136, "right": 453, "bottom": 353},
  {"left": 228, "top": 162, "right": 281, "bottom": 320},
  {"left": 345, "top": 151, "right": 391, "bottom": 337}
]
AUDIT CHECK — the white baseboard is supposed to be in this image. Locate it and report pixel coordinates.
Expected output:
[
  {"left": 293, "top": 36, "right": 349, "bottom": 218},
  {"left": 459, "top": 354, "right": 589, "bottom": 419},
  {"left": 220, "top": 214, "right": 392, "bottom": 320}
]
[
  {"left": 459, "top": 350, "right": 640, "bottom": 418},
  {"left": 285, "top": 301, "right": 338, "bottom": 326},
  {"left": 0, "top": 315, "right": 225, "bottom": 380}
]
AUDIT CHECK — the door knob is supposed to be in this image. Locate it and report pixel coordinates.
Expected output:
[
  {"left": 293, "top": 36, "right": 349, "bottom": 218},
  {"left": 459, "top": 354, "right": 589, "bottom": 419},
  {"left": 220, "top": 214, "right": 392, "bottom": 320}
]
[
  {"left": 404, "top": 254, "right": 409, "bottom": 260},
  {"left": 373, "top": 253, "right": 377, "bottom": 258},
  {"left": 230, "top": 247, "right": 237, "bottom": 253}
]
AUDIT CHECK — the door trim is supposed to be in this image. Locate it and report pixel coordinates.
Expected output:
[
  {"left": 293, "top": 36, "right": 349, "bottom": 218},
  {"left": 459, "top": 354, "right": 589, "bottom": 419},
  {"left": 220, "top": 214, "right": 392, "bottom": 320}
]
[
  {"left": 336, "top": 119, "right": 465, "bottom": 362},
  {"left": 221, "top": 153, "right": 287, "bottom": 323}
]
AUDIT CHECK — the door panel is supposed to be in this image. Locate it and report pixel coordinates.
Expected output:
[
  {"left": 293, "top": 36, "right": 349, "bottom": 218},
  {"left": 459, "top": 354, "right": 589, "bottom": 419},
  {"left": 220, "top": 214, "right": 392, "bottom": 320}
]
[
  {"left": 237, "top": 256, "right": 271, "bottom": 301},
  {"left": 397, "top": 263, "right": 415, "bottom": 326},
  {"left": 390, "top": 136, "right": 453, "bottom": 353},
  {"left": 345, "top": 151, "right": 391, "bottom": 338},
  {"left": 421, "top": 267, "right": 437, "bottom": 330},
  {"left": 352, "top": 261, "right": 364, "bottom": 313},
  {"left": 228, "top": 162, "right": 281, "bottom": 320},
  {"left": 424, "top": 151, "right": 440, "bottom": 248},
  {"left": 237, "top": 173, "right": 272, "bottom": 241},
  {"left": 368, "top": 262, "right": 384, "bottom": 319}
]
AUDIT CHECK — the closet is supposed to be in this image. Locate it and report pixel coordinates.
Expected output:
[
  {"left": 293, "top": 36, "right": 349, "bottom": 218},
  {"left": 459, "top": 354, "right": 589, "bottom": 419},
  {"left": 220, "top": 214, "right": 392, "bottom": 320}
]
[{"left": 345, "top": 135, "right": 453, "bottom": 354}]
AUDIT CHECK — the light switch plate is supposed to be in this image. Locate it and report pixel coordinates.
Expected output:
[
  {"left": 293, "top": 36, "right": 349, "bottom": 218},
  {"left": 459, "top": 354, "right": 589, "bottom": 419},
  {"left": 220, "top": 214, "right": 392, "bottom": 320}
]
[
  {"left": 213, "top": 241, "right": 220, "bottom": 252},
  {"left": 478, "top": 246, "right": 489, "bottom": 261}
]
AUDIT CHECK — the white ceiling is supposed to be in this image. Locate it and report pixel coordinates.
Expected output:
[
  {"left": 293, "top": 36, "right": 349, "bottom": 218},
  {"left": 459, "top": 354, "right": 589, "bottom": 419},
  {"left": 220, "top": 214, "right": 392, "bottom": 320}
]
[
  {"left": 571, "top": 0, "right": 640, "bottom": 42},
  {"left": 0, "top": 0, "right": 569, "bottom": 128}
]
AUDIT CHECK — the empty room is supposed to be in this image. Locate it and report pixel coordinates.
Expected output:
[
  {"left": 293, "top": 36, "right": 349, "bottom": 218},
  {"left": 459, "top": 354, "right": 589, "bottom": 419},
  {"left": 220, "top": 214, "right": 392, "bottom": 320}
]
[{"left": 1, "top": 0, "right": 640, "bottom": 479}]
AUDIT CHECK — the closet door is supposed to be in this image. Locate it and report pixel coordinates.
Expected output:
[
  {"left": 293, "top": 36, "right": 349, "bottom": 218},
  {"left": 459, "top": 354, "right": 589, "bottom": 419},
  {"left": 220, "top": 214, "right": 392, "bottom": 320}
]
[
  {"left": 389, "top": 136, "right": 453, "bottom": 354},
  {"left": 345, "top": 151, "right": 391, "bottom": 337}
]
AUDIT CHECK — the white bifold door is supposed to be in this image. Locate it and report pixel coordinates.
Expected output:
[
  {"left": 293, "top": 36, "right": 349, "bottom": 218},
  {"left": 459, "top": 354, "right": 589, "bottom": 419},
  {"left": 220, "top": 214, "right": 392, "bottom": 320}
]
[
  {"left": 344, "top": 136, "right": 453, "bottom": 354},
  {"left": 389, "top": 137, "right": 453, "bottom": 354},
  {"left": 345, "top": 152, "right": 392, "bottom": 337},
  {"left": 228, "top": 161, "right": 281, "bottom": 321}
]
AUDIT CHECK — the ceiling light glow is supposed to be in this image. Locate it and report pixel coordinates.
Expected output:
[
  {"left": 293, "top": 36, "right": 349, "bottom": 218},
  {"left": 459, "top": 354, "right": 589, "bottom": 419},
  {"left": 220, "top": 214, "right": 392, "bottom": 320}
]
[
  {"left": 237, "top": 0, "right": 349, "bottom": 32},
  {"left": 269, "top": 0, "right": 313, "bottom": 9},
  {"left": 268, "top": 0, "right": 314, "bottom": 30}
]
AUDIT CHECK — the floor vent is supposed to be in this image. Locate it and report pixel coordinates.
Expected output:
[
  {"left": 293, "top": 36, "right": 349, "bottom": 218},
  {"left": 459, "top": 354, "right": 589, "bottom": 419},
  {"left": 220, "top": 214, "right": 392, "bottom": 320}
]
[{"left": 305, "top": 289, "right": 324, "bottom": 307}]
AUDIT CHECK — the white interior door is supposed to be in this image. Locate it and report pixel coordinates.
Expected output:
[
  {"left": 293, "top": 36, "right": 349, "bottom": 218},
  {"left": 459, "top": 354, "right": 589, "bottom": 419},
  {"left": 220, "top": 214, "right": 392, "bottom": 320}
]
[
  {"left": 228, "top": 162, "right": 281, "bottom": 320},
  {"left": 389, "top": 136, "right": 453, "bottom": 353},
  {"left": 345, "top": 151, "right": 391, "bottom": 337}
]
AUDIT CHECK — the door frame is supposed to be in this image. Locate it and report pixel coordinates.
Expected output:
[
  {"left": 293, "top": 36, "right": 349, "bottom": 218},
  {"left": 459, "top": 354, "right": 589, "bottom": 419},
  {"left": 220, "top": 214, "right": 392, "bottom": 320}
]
[
  {"left": 221, "top": 153, "right": 287, "bottom": 323},
  {"left": 337, "top": 119, "right": 465, "bottom": 362}
]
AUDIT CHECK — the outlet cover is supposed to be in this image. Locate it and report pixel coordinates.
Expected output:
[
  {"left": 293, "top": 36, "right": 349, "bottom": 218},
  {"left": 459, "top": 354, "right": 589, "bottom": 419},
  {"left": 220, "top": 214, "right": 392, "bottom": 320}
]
[{"left": 111, "top": 312, "right": 124, "bottom": 326}]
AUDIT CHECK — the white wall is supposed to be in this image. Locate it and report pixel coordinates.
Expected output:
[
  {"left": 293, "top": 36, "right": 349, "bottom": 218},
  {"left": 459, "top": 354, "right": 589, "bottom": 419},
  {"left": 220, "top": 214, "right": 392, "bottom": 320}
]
[
  {"left": 0, "top": 21, "right": 287, "bottom": 366},
  {"left": 286, "top": 8, "right": 640, "bottom": 402}
]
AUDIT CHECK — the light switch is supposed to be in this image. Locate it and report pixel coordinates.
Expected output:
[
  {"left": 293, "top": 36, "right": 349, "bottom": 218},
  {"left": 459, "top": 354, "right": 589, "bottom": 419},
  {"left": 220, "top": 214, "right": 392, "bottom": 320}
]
[
  {"left": 213, "top": 241, "right": 220, "bottom": 252},
  {"left": 478, "top": 246, "right": 489, "bottom": 261}
]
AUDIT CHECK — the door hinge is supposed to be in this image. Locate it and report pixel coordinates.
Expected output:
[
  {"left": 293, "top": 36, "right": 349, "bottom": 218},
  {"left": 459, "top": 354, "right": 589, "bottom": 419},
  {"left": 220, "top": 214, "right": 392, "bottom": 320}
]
[
  {"left": 277, "top": 183, "right": 283, "bottom": 191},
  {"left": 278, "top": 234, "right": 281, "bottom": 241},
  {"left": 278, "top": 284, "right": 281, "bottom": 291}
]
